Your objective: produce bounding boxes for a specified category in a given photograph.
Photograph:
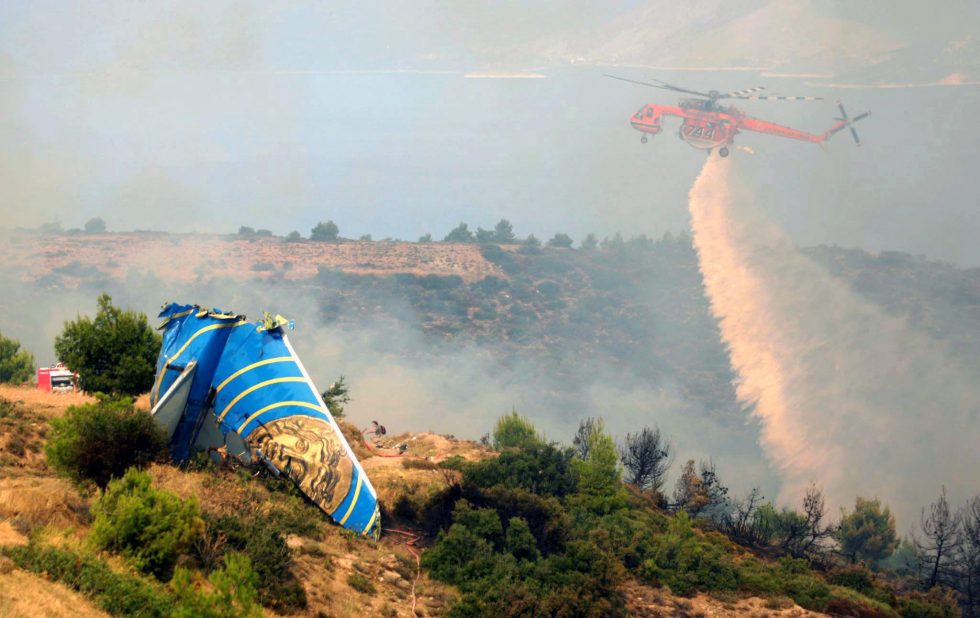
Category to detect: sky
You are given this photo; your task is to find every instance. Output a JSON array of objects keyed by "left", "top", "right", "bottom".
[{"left": 2, "top": 1, "right": 979, "bottom": 264}]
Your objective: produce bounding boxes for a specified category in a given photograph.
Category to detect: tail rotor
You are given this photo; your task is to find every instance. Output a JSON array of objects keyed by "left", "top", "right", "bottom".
[{"left": 831, "top": 101, "right": 871, "bottom": 146}]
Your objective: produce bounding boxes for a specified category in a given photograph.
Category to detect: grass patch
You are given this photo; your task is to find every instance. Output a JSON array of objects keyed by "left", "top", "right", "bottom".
[
  {"left": 3, "top": 542, "right": 172, "bottom": 617},
  {"left": 347, "top": 571, "right": 377, "bottom": 594},
  {"left": 401, "top": 458, "right": 440, "bottom": 470}
]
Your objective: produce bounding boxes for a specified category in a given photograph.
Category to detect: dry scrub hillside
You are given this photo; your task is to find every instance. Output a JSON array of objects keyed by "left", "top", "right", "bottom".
[
  {"left": 0, "top": 233, "right": 505, "bottom": 286},
  {"left": 0, "top": 385, "right": 828, "bottom": 617}
]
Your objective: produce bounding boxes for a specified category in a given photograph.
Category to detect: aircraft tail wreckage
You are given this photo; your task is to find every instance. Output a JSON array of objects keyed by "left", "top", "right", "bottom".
[{"left": 149, "top": 303, "right": 380, "bottom": 538}]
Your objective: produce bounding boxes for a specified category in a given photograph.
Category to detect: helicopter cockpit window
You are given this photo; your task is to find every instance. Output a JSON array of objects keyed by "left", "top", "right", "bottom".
[{"left": 646, "top": 109, "right": 654, "bottom": 118}]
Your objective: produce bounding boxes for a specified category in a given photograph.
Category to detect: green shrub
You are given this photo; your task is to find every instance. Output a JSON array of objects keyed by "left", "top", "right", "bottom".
[
  {"left": 0, "top": 331, "right": 35, "bottom": 384},
  {"left": 464, "top": 442, "right": 576, "bottom": 498},
  {"left": 476, "top": 485, "right": 571, "bottom": 555},
  {"left": 638, "top": 512, "right": 737, "bottom": 596},
  {"left": 0, "top": 397, "right": 17, "bottom": 419},
  {"left": 203, "top": 512, "right": 307, "bottom": 612},
  {"left": 571, "top": 418, "right": 622, "bottom": 498},
  {"left": 90, "top": 468, "right": 203, "bottom": 580},
  {"left": 491, "top": 410, "right": 541, "bottom": 450},
  {"left": 729, "top": 556, "right": 828, "bottom": 609},
  {"left": 421, "top": 523, "right": 506, "bottom": 585},
  {"left": 347, "top": 571, "right": 377, "bottom": 594},
  {"left": 420, "top": 484, "right": 464, "bottom": 535},
  {"left": 777, "top": 570, "right": 832, "bottom": 611},
  {"left": 310, "top": 220, "right": 339, "bottom": 241},
  {"left": 825, "top": 586, "right": 899, "bottom": 617},
  {"left": 45, "top": 396, "right": 166, "bottom": 490},
  {"left": 894, "top": 590, "right": 961, "bottom": 618},
  {"left": 172, "top": 553, "right": 263, "bottom": 618},
  {"left": 452, "top": 501, "right": 504, "bottom": 549},
  {"left": 266, "top": 493, "right": 323, "bottom": 539},
  {"left": 54, "top": 293, "right": 161, "bottom": 396},
  {"left": 3, "top": 542, "right": 172, "bottom": 617},
  {"left": 836, "top": 497, "right": 899, "bottom": 565},
  {"left": 829, "top": 565, "right": 876, "bottom": 594},
  {"left": 505, "top": 517, "right": 541, "bottom": 562},
  {"left": 593, "top": 508, "right": 667, "bottom": 570},
  {"left": 402, "top": 457, "right": 440, "bottom": 470}
]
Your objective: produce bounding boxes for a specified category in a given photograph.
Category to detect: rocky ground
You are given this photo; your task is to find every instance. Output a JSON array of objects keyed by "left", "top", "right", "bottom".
[{"left": 0, "top": 233, "right": 505, "bottom": 286}]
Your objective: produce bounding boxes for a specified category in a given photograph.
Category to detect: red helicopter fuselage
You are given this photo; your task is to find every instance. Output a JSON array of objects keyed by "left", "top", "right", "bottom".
[{"left": 630, "top": 97, "right": 850, "bottom": 155}]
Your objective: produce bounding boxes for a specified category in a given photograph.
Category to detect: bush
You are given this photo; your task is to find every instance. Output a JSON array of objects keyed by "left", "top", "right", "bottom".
[
  {"left": 3, "top": 542, "right": 172, "bottom": 617},
  {"left": 491, "top": 410, "right": 541, "bottom": 450},
  {"left": 505, "top": 517, "right": 541, "bottom": 562},
  {"left": 90, "top": 468, "right": 204, "bottom": 580},
  {"left": 464, "top": 442, "right": 576, "bottom": 498},
  {"left": 836, "top": 497, "right": 899, "bottom": 565},
  {"left": 320, "top": 376, "right": 349, "bottom": 418},
  {"left": 571, "top": 418, "right": 622, "bottom": 498},
  {"left": 894, "top": 590, "right": 960, "bottom": 618},
  {"left": 444, "top": 222, "right": 474, "bottom": 243},
  {"left": 547, "top": 233, "right": 573, "bottom": 248},
  {"left": 733, "top": 556, "right": 863, "bottom": 613},
  {"left": 639, "top": 512, "right": 738, "bottom": 596},
  {"left": 347, "top": 571, "right": 378, "bottom": 594},
  {"left": 310, "top": 220, "right": 339, "bottom": 241},
  {"left": 0, "top": 331, "right": 35, "bottom": 384},
  {"left": 824, "top": 586, "right": 898, "bottom": 617},
  {"left": 828, "top": 565, "right": 876, "bottom": 594},
  {"left": 452, "top": 501, "right": 504, "bottom": 549},
  {"left": 421, "top": 523, "right": 510, "bottom": 586},
  {"left": 590, "top": 508, "right": 667, "bottom": 570},
  {"left": 54, "top": 293, "right": 161, "bottom": 396},
  {"left": 171, "top": 553, "right": 263, "bottom": 618},
  {"left": 477, "top": 486, "right": 571, "bottom": 555},
  {"left": 202, "top": 512, "right": 307, "bottom": 612},
  {"left": 85, "top": 217, "right": 107, "bottom": 233},
  {"left": 45, "top": 396, "right": 166, "bottom": 490}
]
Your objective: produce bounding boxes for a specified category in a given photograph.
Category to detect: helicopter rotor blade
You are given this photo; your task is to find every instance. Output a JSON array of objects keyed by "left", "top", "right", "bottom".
[
  {"left": 646, "top": 77, "right": 716, "bottom": 97},
  {"left": 734, "top": 95, "right": 824, "bottom": 101},
  {"left": 721, "top": 86, "right": 766, "bottom": 98},
  {"left": 837, "top": 101, "right": 849, "bottom": 120},
  {"left": 850, "top": 126, "right": 861, "bottom": 146},
  {"left": 603, "top": 74, "right": 713, "bottom": 98}
]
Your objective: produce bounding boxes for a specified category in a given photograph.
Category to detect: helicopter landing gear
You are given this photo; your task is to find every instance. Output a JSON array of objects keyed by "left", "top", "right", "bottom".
[
  {"left": 640, "top": 135, "right": 648, "bottom": 144},
  {"left": 718, "top": 146, "right": 730, "bottom": 158}
]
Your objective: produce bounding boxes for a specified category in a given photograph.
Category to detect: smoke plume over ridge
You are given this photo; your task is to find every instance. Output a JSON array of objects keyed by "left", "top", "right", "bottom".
[{"left": 688, "top": 155, "right": 980, "bottom": 528}]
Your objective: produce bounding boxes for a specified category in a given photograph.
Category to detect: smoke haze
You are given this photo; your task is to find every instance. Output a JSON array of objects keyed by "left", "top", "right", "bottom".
[{"left": 688, "top": 154, "right": 980, "bottom": 528}]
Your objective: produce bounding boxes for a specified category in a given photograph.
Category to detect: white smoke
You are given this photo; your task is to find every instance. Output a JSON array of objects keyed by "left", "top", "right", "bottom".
[{"left": 688, "top": 154, "right": 980, "bottom": 528}]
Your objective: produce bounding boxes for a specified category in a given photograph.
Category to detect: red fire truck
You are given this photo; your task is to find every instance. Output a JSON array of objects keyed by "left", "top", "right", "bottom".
[{"left": 37, "top": 363, "right": 77, "bottom": 393}]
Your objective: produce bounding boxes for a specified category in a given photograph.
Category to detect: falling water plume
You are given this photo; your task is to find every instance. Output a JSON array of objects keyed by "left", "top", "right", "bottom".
[{"left": 687, "top": 154, "right": 979, "bottom": 527}]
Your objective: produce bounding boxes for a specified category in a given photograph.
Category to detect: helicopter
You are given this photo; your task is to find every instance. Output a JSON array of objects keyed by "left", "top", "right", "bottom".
[{"left": 606, "top": 75, "right": 870, "bottom": 157}]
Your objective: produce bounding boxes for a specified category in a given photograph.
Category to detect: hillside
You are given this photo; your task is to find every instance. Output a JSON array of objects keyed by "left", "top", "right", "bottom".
[
  {"left": 0, "top": 385, "right": 834, "bottom": 617},
  {"left": 5, "top": 385, "right": 953, "bottom": 617},
  {"left": 440, "top": 1, "right": 977, "bottom": 82},
  {"left": 4, "top": 231, "right": 978, "bottom": 430},
  {"left": 0, "top": 232, "right": 503, "bottom": 285}
]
